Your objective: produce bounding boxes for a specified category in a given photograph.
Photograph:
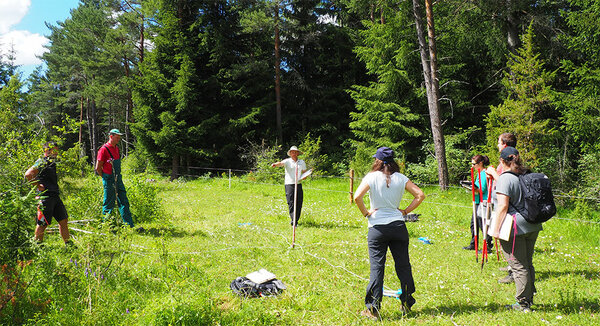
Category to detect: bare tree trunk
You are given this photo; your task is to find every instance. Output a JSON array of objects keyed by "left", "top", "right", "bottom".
[
  {"left": 274, "top": 1, "right": 283, "bottom": 144},
  {"left": 79, "top": 96, "right": 84, "bottom": 146},
  {"left": 413, "top": 0, "right": 449, "bottom": 189},
  {"left": 91, "top": 99, "right": 99, "bottom": 163},
  {"left": 413, "top": 0, "right": 431, "bottom": 90},
  {"left": 123, "top": 55, "right": 133, "bottom": 156},
  {"left": 86, "top": 97, "right": 98, "bottom": 164},
  {"left": 139, "top": 14, "right": 144, "bottom": 63},
  {"left": 171, "top": 154, "right": 179, "bottom": 181},
  {"left": 506, "top": 0, "right": 520, "bottom": 53}
]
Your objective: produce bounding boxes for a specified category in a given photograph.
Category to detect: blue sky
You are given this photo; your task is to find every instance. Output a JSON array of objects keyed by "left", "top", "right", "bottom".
[{"left": 0, "top": 0, "right": 80, "bottom": 79}]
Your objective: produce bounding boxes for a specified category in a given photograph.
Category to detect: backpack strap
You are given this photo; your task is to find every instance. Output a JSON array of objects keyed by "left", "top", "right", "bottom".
[
  {"left": 500, "top": 170, "right": 525, "bottom": 217},
  {"left": 102, "top": 145, "right": 117, "bottom": 160}
]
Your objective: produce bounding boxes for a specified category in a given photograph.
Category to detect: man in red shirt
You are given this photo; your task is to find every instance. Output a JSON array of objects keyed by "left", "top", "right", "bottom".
[{"left": 95, "top": 129, "right": 135, "bottom": 227}]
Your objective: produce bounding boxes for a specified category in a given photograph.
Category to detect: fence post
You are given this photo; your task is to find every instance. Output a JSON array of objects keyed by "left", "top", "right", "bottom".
[
  {"left": 349, "top": 169, "right": 354, "bottom": 204},
  {"left": 229, "top": 169, "right": 231, "bottom": 188}
]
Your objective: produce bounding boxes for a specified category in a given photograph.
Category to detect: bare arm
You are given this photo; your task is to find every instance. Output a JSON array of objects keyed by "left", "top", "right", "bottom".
[
  {"left": 496, "top": 193, "right": 510, "bottom": 221},
  {"left": 400, "top": 181, "right": 425, "bottom": 215},
  {"left": 25, "top": 167, "right": 44, "bottom": 191},
  {"left": 271, "top": 161, "right": 283, "bottom": 167},
  {"left": 95, "top": 160, "right": 104, "bottom": 175},
  {"left": 354, "top": 181, "right": 374, "bottom": 217},
  {"left": 486, "top": 166, "right": 499, "bottom": 181}
]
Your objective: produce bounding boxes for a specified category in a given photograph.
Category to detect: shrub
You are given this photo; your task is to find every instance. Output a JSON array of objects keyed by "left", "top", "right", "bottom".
[
  {"left": 240, "top": 140, "right": 282, "bottom": 183},
  {"left": 125, "top": 173, "right": 164, "bottom": 224}
]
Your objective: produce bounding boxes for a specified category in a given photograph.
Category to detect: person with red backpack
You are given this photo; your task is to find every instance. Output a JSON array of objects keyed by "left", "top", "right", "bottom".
[
  {"left": 495, "top": 146, "right": 542, "bottom": 312},
  {"left": 95, "top": 129, "right": 136, "bottom": 228}
]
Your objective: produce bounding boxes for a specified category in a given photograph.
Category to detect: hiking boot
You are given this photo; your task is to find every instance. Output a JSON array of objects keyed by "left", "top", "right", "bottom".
[
  {"left": 360, "top": 309, "right": 379, "bottom": 320},
  {"left": 462, "top": 245, "right": 475, "bottom": 250},
  {"left": 498, "top": 274, "right": 514, "bottom": 284},
  {"left": 400, "top": 302, "right": 412, "bottom": 315},
  {"left": 505, "top": 302, "right": 531, "bottom": 312}
]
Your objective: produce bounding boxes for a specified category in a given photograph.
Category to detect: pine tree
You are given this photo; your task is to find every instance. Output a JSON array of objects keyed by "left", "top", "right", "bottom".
[{"left": 486, "top": 23, "right": 558, "bottom": 168}]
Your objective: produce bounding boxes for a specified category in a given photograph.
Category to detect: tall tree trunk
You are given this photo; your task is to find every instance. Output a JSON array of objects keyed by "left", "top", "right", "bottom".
[
  {"left": 123, "top": 55, "right": 133, "bottom": 156},
  {"left": 413, "top": 0, "right": 449, "bottom": 189},
  {"left": 274, "top": 1, "right": 283, "bottom": 144},
  {"left": 413, "top": 0, "right": 431, "bottom": 91},
  {"left": 86, "top": 97, "right": 97, "bottom": 163},
  {"left": 139, "top": 14, "right": 144, "bottom": 63},
  {"left": 79, "top": 96, "right": 84, "bottom": 145},
  {"left": 91, "top": 99, "right": 99, "bottom": 163},
  {"left": 506, "top": 0, "right": 520, "bottom": 53},
  {"left": 79, "top": 96, "right": 85, "bottom": 176},
  {"left": 171, "top": 154, "right": 179, "bottom": 181}
]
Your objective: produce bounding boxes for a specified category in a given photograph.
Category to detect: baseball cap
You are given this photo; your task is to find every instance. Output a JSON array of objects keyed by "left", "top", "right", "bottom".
[
  {"left": 500, "top": 146, "right": 519, "bottom": 160},
  {"left": 373, "top": 147, "right": 394, "bottom": 162}
]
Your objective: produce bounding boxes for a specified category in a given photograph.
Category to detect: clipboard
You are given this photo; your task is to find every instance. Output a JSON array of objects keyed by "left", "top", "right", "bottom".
[
  {"left": 488, "top": 211, "right": 513, "bottom": 241},
  {"left": 299, "top": 169, "right": 312, "bottom": 180},
  {"left": 246, "top": 269, "right": 276, "bottom": 284}
]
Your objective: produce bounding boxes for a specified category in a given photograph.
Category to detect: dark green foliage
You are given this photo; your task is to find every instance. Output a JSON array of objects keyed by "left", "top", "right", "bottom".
[{"left": 486, "top": 24, "right": 559, "bottom": 169}]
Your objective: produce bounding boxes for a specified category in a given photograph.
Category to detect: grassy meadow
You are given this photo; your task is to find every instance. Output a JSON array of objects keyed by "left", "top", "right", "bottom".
[{"left": 20, "top": 175, "right": 600, "bottom": 325}]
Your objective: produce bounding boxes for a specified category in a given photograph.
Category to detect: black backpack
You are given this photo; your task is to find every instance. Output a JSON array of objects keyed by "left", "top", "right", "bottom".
[
  {"left": 230, "top": 277, "right": 286, "bottom": 298},
  {"left": 506, "top": 171, "right": 556, "bottom": 224}
]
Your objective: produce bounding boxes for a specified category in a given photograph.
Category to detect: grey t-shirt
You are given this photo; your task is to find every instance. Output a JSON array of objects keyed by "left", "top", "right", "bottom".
[{"left": 496, "top": 172, "right": 543, "bottom": 235}]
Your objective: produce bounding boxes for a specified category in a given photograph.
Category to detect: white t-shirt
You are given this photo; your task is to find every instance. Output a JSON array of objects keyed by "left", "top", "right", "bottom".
[
  {"left": 360, "top": 171, "right": 409, "bottom": 227},
  {"left": 283, "top": 158, "right": 307, "bottom": 185}
]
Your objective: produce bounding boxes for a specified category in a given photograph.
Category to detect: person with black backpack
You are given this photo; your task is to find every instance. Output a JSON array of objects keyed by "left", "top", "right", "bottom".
[
  {"left": 494, "top": 146, "right": 542, "bottom": 312},
  {"left": 25, "top": 141, "right": 73, "bottom": 245}
]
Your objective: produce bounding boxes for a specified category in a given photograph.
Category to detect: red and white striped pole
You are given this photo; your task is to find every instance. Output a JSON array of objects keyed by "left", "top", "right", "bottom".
[
  {"left": 292, "top": 162, "right": 298, "bottom": 248},
  {"left": 478, "top": 168, "right": 487, "bottom": 265},
  {"left": 471, "top": 167, "right": 478, "bottom": 262}
]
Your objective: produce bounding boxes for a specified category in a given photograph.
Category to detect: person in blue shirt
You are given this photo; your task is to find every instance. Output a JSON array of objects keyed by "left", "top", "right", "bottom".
[{"left": 463, "top": 155, "right": 493, "bottom": 252}]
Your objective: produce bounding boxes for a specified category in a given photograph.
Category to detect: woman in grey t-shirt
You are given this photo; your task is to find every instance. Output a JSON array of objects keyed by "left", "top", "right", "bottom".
[{"left": 495, "top": 146, "right": 542, "bottom": 312}]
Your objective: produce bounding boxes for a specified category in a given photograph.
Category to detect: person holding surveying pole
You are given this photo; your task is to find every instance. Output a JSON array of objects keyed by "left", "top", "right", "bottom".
[
  {"left": 95, "top": 129, "right": 137, "bottom": 229},
  {"left": 463, "top": 155, "right": 493, "bottom": 253},
  {"left": 25, "top": 141, "right": 72, "bottom": 245},
  {"left": 487, "top": 132, "right": 518, "bottom": 283},
  {"left": 271, "top": 146, "right": 309, "bottom": 228}
]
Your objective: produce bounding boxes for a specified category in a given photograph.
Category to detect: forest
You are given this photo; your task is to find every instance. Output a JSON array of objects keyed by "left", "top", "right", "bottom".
[{"left": 1, "top": 0, "right": 599, "bottom": 193}]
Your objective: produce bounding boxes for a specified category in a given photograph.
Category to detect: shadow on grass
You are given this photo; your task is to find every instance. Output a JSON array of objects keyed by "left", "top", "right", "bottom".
[
  {"left": 535, "top": 269, "right": 600, "bottom": 281},
  {"left": 299, "top": 220, "right": 361, "bottom": 229},
  {"left": 386, "top": 303, "right": 504, "bottom": 319},
  {"left": 534, "top": 297, "right": 600, "bottom": 313},
  {"left": 142, "top": 226, "right": 208, "bottom": 238}
]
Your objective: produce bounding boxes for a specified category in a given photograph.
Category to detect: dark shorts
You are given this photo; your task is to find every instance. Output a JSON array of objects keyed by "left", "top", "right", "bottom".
[{"left": 37, "top": 196, "right": 68, "bottom": 226}]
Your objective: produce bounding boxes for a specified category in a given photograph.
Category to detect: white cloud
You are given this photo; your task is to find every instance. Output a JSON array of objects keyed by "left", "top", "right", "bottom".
[
  {"left": 0, "top": 0, "right": 31, "bottom": 34},
  {"left": 0, "top": 30, "right": 48, "bottom": 65},
  {"left": 0, "top": 0, "right": 46, "bottom": 66}
]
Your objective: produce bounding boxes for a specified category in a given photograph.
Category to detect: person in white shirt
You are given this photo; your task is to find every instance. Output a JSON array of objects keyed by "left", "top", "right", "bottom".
[
  {"left": 354, "top": 147, "right": 425, "bottom": 320},
  {"left": 271, "top": 146, "right": 309, "bottom": 226}
]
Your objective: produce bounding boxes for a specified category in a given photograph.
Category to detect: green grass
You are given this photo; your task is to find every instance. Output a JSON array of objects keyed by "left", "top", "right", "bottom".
[{"left": 13, "top": 176, "right": 600, "bottom": 325}]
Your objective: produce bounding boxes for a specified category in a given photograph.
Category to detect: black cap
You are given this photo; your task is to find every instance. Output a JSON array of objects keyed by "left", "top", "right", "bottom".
[
  {"left": 500, "top": 146, "right": 519, "bottom": 160},
  {"left": 373, "top": 147, "right": 394, "bottom": 162}
]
